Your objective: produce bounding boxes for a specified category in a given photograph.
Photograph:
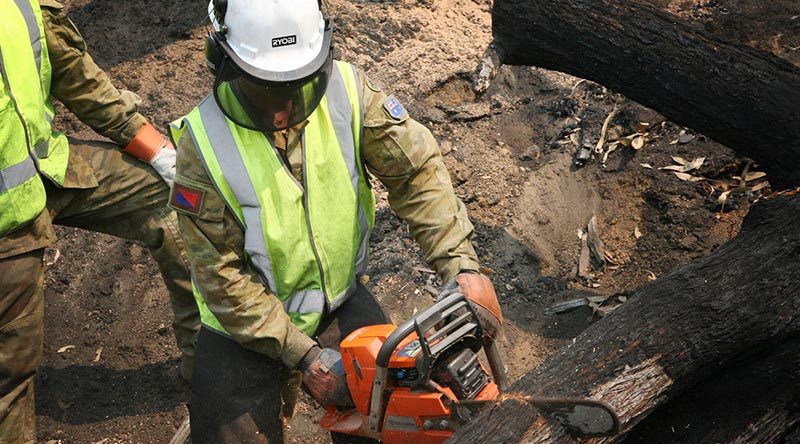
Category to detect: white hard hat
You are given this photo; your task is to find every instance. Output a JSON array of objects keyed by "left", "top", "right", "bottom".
[
  {"left": 208, "top": 0, "right": 331, "bottom": 79},
  {"left": 206, "top": 0, "right": 335, "bottom": 131}
]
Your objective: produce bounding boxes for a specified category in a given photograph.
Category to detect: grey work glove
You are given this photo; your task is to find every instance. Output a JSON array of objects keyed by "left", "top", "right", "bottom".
[{"left": 299, "top": 346, "right": 354, "bottom": 409}]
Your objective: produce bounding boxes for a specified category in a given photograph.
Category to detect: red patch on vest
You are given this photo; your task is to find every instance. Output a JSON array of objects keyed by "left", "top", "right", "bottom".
[{"left": 170, "top": 183, "right": 205, "bottom": 216}]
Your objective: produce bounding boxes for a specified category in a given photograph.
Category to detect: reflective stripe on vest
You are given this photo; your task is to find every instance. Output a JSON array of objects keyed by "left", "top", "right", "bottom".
[
  {"left": 0, "top": 156, "right": 37, "bottom": 192},
  {"left": 13, "top": 0, "right": 42, "bottom": 73},
  {"left": 177, "top": 61, "right": 375, "bottom": 336}
]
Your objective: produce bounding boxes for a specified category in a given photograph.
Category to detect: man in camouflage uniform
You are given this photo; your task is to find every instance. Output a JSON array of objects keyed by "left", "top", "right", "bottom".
[
  {"left": 0, "top": 1, "right": 199, "bottom": 442},
  {"left": 170, "top": 0, "right": 503, "bottom": 442}
]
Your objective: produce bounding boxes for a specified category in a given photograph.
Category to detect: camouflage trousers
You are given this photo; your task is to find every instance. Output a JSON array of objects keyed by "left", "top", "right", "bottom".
[
  {"left": 0, "top": 139, "right": 199, "bottom": 444},
  {"left": 190, "top": 283, "right": 388, "bottom": 444}
]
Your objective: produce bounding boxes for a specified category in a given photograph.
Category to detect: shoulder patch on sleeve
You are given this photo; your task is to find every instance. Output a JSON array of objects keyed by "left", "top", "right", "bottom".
[
  {"left": 383, "top": 96, "right": 408, "bottom": 120},
  {"left": 170, "top": 183, "right": 206, "bottom": 216},
  {"left": 38, "top": 0, "right": 64, "bottom": 10}
]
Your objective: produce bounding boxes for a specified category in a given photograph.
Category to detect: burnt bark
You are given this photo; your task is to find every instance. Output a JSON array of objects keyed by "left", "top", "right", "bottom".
[
  {"left": 448, "top": 194, "right": 800, "bottom": 443},
  {"left": 625, "top": 339, "right": 800, "bottom": 443},
  {"left": 486, "top": 0, "right": 800, "bottom": 188}
]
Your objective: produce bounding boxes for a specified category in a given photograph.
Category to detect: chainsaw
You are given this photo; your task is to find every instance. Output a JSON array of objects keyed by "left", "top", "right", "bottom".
[{"left": 320, "top": 293, "right": 620, "bottom": 443}]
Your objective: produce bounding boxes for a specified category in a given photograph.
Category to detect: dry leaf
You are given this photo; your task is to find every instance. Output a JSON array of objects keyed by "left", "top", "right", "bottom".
[
  {"left": 631, "top": 135, "right": 645, "bottom": 150},
  {"left": 664, "top": 157, "right": 706, "bottom": 173},
  {"left": 646, "top": 271, "right": 657, "bottom": 281},
  {"left": 586, "top": 295, "right": 608, "bottom": 304},
  {"left": 634, "top": 226, "right": 642, "bottom": 239},
  {"left": 57, "top": 345, "right": 75, "bottom": 353},
  {"left": 684, "top": 157, "right": 705, "bottom": 171},
  {"left": 673, "top": 172, "right": 694, "bottom": 181},
  {"left": 671, "top": 156, "right": 689, "bottom": 165},
  {"left": 745, "top": 171, "right": 767, "bottom": 181},
  {"left": 93, "top": 347, "right": 103, "bottom": 363},
  {"left": 640, "top": 163, "right": 653, "bottom": 169},
  {"left": 750, "top": 181, "right": 769, "bottom": 192},
  {"left": 717, "top": 190, "right": 732, "bottom": 205}
]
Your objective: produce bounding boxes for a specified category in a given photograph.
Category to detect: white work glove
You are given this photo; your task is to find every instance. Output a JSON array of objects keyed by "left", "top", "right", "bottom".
[
  {"left": 123, "top": 122, "right": 177, "bottom": 188},
  {"left": 149, "top": 141, "right": 176, "bottom": 188}
]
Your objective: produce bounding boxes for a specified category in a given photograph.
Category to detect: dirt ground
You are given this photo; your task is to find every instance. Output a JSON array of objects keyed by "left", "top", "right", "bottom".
[{"left": 35, "top": 0, "right": 799, "bottom": 442}]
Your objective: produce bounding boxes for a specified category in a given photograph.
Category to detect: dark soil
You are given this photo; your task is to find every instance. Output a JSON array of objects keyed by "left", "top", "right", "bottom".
[{"left": 35, "top": 0, "right": 797, "bottom": 442}]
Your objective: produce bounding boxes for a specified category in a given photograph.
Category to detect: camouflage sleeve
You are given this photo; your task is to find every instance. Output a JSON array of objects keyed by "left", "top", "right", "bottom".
[
  {"left": 170, "top": 126, "right": 316, "bottom": 368},
  {"left": 357, "top": 69, "right": 480, "bottom": 283},
  {"left": 41, "top": 0, "right": 147, "bottom": 146}
]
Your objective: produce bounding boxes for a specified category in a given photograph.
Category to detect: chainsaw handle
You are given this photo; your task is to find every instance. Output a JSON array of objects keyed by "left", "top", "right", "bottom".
[
  {"left": 375, "top": 321, "right": 417, "bottom": 368},
  {"left": 375, "top": 292, "right": 467, "bottom": 368}
]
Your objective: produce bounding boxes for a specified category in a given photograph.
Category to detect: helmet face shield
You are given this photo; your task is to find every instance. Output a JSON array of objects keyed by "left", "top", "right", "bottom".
[{"left": 213, "top": 51, "right": 333, "bottom": 132}]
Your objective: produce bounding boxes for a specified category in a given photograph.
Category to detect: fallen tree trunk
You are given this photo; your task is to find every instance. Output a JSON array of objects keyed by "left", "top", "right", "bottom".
[
  {"left": 624, "top": 338, "right": 800, "bottom": 443},
  {"left": 450, "top": 194, "right": 800, "bottom": 443},
  {"left": 477, "top": 0, "right": 800, "bottom": 188}
]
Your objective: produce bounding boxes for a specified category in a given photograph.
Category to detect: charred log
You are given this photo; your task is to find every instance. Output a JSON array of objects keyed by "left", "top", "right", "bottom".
[
  {"left": 449, "top": 194, "right": 800, "bottom": 443},
  {"left": 480, "top": 0, "right": 800, "bottom": 188}
]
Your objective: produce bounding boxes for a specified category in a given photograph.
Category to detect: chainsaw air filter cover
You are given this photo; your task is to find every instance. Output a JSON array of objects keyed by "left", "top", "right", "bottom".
[{"left": 432, "top": 348, "right": 488, "bottom": 400}]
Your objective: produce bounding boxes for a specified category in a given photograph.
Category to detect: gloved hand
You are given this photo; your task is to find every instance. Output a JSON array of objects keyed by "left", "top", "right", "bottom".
[
  {"left": 123, "top": 122, "right": 176, "bottom": 187},
  {"left": 439, "top": 271, "right": 503, "bottom": 345},
  {"left": 299, "top": 346, "right": 354, "bottom": 409},
  {"left": 148, "top": 140, "right": 176, "bottom": 188}
]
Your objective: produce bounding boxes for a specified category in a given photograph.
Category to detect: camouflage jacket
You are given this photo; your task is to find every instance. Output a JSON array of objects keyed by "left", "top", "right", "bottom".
[
  {"left": 42, "top": 0, "right": 147, "bottom": 146},
  {"left": 171, "top": 70, "right": 480, "bottom": 368}
]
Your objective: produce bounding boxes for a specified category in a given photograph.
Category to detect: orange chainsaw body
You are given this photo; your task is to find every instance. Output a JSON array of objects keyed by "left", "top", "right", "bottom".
[{"left": 320, "top": 324, "right": 501, "bottom": 444}]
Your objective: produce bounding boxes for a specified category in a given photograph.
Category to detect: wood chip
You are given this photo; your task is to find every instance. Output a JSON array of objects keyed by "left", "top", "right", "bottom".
[
  {"left": 57, "top": 345, "right": 75, "bottom": 353},
  {"left": 169, "top": 418, "right": 191, "bottom": 444},
  {"left": 46, "top": 249, "right": 61, "bottom": 267},
  {"left": 578, "top": 233, "right": 591, "bottom": 279},
  {"left": 93, "top": 347, "right": 103, "bottom": 363},
  {"left": 594, "top": 107, "right": 619, "bottom": 154},
  {"left": 587, "top": 216, "right": 607, "bottom": 272},
  {"left": 546, "top": 298, "right": 589, "bottom": 315}
]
